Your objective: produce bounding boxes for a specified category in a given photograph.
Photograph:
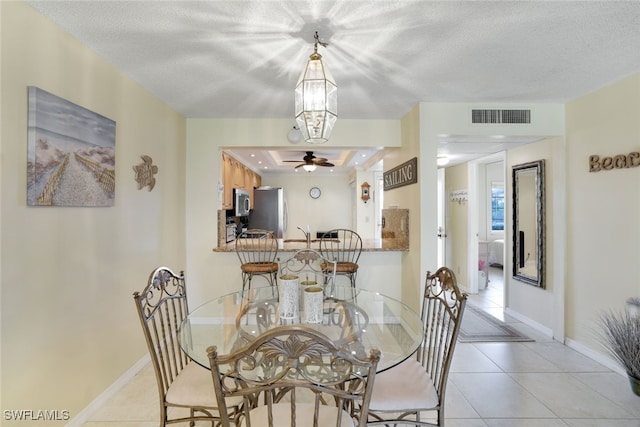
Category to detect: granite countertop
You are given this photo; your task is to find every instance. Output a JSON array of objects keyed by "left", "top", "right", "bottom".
[{"left": 213, "top": 238, "right": 408, "bottom": 253}]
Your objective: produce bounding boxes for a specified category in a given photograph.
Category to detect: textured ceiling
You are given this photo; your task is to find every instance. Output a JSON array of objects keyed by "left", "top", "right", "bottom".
[{"left": 26, "top": 1, "right": 640, "bottom": 170}]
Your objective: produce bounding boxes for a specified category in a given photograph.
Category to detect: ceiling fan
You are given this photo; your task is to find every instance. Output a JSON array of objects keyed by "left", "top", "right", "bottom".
[{"left": 283, "top": 151, "right": 335, "bottom": 170}]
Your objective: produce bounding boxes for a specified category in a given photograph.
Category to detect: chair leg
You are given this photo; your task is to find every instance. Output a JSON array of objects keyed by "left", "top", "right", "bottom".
[
  {"left": 242, "top": 272, "right": 252, "bottom": 293},
  {"left": 243, "top": 271, "right": 280, "bottom": 293},
  {"left": 160, "top": 403, "right": 168, "bottom": 427}
]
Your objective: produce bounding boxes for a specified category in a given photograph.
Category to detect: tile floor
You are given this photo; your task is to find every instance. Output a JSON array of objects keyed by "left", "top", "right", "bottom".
[{"left": 83, "top": 268, "right": 640, "bottom": 426}]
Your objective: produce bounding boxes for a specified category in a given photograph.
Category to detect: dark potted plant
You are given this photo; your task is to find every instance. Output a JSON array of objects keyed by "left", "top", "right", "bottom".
[{"left": 599, "top": 305, "right": 640, "bottom": 397}]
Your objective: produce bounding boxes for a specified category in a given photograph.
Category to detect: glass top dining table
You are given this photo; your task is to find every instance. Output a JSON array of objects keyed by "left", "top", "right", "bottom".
[{"left": 178, "top": 286, "right": 424, "bottom": 373}]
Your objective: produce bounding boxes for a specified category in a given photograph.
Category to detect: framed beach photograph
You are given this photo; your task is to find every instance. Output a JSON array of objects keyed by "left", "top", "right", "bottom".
[{"left": 27, "top": 86, "right": 116, "bottom": 207}]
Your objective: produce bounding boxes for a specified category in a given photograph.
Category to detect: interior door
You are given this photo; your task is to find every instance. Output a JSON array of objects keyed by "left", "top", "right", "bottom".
[{"left": 437, "top": 168, "right": 448, "bottom": 267}]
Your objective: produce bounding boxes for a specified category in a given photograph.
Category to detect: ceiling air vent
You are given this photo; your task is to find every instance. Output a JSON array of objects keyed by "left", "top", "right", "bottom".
[{"left": 471, "top": 109, "right": 531, "bottom": 124}]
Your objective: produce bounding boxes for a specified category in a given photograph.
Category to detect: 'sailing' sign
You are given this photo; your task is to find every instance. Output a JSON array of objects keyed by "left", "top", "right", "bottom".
[{"left": 383, "top": 157, "right": 418, "bottom": 191}]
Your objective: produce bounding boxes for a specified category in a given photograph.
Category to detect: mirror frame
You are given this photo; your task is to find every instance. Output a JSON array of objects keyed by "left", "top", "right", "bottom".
[{"left": 512, "top": 159, "right": 545, "bottom": 288}]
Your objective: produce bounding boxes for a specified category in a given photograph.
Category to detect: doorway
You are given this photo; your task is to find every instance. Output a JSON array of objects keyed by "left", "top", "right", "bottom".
[
  {"left": 436, "top": 152, "right": 507, "bottom": 312},
  {"left": 436, "top": 168, "right": 448, "bottom": 268},
  {"left": 470, "top": 153, "right": 507, "bottom": 312}
]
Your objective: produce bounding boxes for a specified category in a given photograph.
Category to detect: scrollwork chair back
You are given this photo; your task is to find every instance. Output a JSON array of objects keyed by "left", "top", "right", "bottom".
[
  {"left": 236, "top": 229, "right": 279, "bottom": 293},
  {"left": 133, "top": 266, "right": 239, "bottom": 426},
  {"left": 319, "top": 229, "right": 363, "bottom": 288},
  {"left": 278, "top": 248, "right": 337, "bottom": 293},
  {"left": 208, "top": 325, "right": 380, "bottom": 427},
  {"left": 367, "top": 266, "right": 468, "bottom": 427}
]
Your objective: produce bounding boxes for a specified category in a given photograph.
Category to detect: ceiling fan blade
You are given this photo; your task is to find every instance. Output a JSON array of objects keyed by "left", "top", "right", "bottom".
[{"left": 285, "top": 151, "right": 332, "bottom": 169}]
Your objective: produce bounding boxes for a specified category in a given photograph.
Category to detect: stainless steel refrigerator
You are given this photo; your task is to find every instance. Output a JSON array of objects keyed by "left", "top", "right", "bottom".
[{"left": 249, "top": 187, "right": 287, "bottom": 238}]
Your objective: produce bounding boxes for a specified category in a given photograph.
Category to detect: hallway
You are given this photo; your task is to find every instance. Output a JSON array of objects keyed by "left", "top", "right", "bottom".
[{"left": 471, "top": 266, "right": 506, "bottom": 320}]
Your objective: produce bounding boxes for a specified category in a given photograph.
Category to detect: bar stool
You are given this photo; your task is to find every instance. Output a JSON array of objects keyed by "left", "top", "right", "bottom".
[
  {"left": 235, "top": 229, "right": 278, "bottom": 293},
  {"left": 320, "top": 229, "right": 363, "bottom": 288}
]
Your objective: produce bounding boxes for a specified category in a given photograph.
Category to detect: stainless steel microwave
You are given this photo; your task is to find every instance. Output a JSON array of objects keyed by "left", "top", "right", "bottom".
[{"left": 234, "top": 189, "right": 250, "bottom": 216}]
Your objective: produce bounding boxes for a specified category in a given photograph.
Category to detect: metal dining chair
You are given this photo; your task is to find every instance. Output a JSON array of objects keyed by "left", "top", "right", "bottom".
[
  {"left": 278, "top": 248, "right": 337, "bottom": 294},
  {"left": 133, "top": 266, "right": 240, "bottom": 426},
  {"left": 319, "top": 228, "right": 363, "bottom": 288},
  {"left": 235, "top": 229, "right": 279, "bottom": 293},
  {"left": 208, "top": 325, "right": 380, "bottom": 427},
  {"left": 366, "top": 266, "right": 468, "bottom": 427}
]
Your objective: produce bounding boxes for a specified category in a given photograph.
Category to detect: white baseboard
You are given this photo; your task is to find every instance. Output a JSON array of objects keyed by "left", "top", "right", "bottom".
[
  {"left": 504, "top": 309, "right": 627, "bottom": 378},
  {"left": 565, "top": 337, "right": 626, "bottom": 376},
  {"left": 504, "top": 307, "right": 554, "bottom": 338},
  {"left": 502, "top": 306, "right": 628, "bottom": 378},
  {"left": 65, "top": 354, "right": 150, "bottom": 427}
]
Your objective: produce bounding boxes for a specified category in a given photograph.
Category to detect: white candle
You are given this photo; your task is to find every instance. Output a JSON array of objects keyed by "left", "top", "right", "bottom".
[
  {"left": 303, "top": 286, "right": 324, "bottom": 324},
  {"left": 279, "top": 275, "right": 299, "bottom": 319}
]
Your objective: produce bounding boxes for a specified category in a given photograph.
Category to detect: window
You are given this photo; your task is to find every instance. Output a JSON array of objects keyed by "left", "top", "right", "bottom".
[{"left": 491, "top": 183, "right": 504, "bottom": 231}]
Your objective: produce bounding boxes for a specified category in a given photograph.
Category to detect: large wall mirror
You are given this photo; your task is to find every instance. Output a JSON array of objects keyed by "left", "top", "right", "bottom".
[{"left": 512, "top": 159, "right": 545, "bottom": 288}]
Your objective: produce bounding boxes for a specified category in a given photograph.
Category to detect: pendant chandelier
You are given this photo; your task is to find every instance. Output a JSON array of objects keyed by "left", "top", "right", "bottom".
[{"left": 295, "top": 32, "right": 337, "bottom": 144}]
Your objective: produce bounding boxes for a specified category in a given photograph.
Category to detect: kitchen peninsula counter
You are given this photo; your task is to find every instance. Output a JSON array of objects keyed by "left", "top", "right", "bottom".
[{"left": 213, "top": 238, "right": 408, "bottom": 253}]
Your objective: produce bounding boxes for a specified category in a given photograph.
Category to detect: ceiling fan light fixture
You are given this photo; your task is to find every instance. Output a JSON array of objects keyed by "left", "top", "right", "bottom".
[
  {"left": 284, "top": 151, "right": 334, "bottom": 171},
  {"left": 295, "top": 31, "right": 337, "bottom": 144}
]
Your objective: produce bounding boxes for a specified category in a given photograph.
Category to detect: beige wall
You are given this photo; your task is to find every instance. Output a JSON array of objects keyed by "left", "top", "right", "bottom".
[
  {"left": 1, "top": 2, "right": 187, "bottom": 423},
  {"left": 506, "top": 138, "right": 562, "bottom": 333},
  {"left": 260, "top": 174, "right": 354, "bottom": 239},
  {"left": 565, "top": 73, "right": 640, "bottom": 355},
  {"left": 354, "top": 166, "right": 381, "bottom": 240},
  {"left": 381, "top": 105, "right": 429, "bottom": 313}
]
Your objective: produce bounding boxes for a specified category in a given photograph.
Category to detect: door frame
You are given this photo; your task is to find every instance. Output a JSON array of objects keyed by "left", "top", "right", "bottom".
[
  {"left": 436, "top": 167, "right": 448, "bottom": 268},
  {"left": 468, "top": 152, "right": 507, "bottom": 300},
  {"left": 374, "top": 171, "right": 383, "bottom": 238}
]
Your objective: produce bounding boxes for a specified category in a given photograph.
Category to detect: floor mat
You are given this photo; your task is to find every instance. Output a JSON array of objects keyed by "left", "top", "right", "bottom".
[{"left": 458, "top": 304, "right": 534, "bottom": 343}]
